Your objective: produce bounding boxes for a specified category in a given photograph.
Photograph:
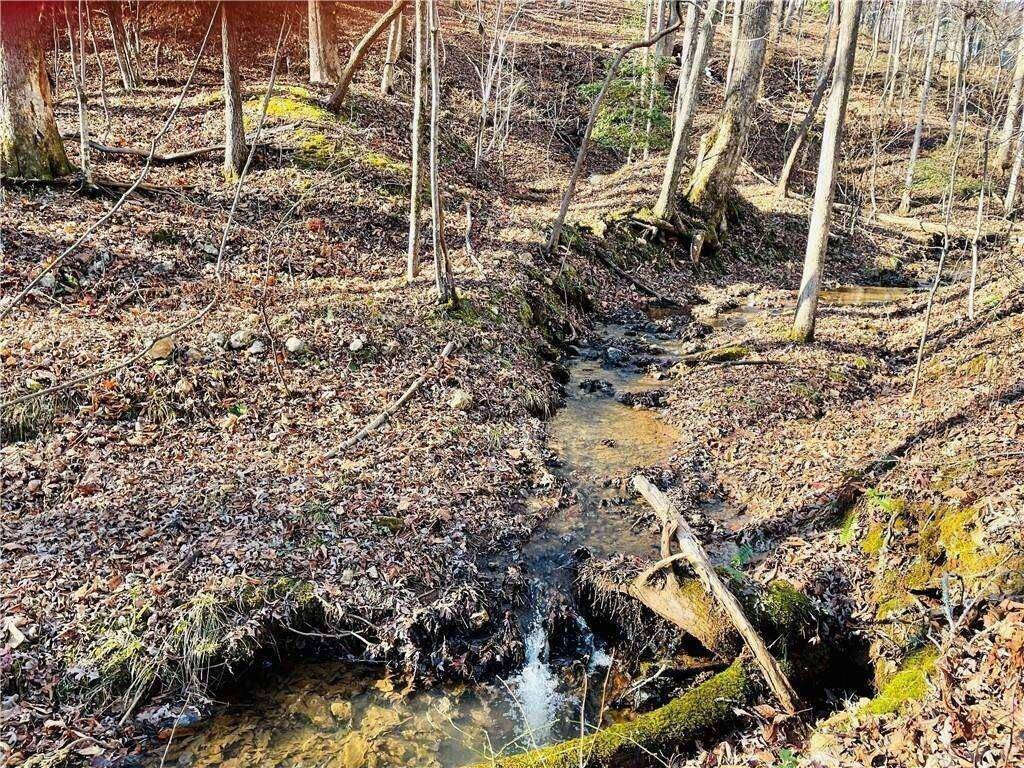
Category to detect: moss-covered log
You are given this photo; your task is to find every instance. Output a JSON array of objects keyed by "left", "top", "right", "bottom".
[{"left": 474, "top": 660, "right": 755, "bottom": 768}]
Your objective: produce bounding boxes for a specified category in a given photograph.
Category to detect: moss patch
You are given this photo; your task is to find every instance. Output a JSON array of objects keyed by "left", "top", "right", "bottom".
[{"left": 859, "top": 646, "right": 938, "bottom": 716}]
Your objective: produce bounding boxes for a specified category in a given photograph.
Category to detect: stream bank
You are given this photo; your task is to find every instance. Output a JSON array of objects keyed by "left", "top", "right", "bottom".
[{"left": 143, "top": 284, "right": 912, "bottom": 768}]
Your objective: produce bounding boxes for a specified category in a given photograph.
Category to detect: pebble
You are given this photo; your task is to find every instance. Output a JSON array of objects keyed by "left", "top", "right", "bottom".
[
  {"left": 285, "top": 336, "right": 307, "bottom": 354},
  {"left": 448, "top": 389, "right": 473, "bottom": 410},
  {"left": 228, "top": 330, "right": 252, "bottom": 350},
  {"left": 207, "top": 331, "right": 227, "bottom": 348},
  {"left": 38, "top": 273, "right": 56, "bottom": 291},
  {"left": 248, "top": 340, "right": 267, "bottom": 354},
  {"left": 146, "top": 336, "right": 175, "bottom": 360},
  {"left": 348, "top": 337, "right": 365, "bottom": 352}
]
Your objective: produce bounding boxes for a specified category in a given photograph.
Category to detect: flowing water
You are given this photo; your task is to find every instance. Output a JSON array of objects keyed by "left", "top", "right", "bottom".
[{"left": 147, "top": 286, "right": 911, "bottom": 768}]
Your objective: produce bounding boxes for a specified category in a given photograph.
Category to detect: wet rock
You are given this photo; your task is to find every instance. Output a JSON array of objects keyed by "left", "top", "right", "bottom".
[
  {"left": 360, "top": 704, "right": 401, "bottom": 739},
  {"left": 228, "top": 329, "right": 252, "bottom": 350},
  {"left": 578, "top": 347, "right": 601, "bottom": 361},
  {"left": 577, "top": 378, "right": 613, "bottom": 395},
  {"left": 617, "top": 390, "right": 668, "bottom": 408},
  {"left": 330, "top": 700, "right": 353, "bottom": 722},
  {"left": 604, "top": 346, "right": 628, "bottom": 365},
  {"left": 285, "top": 336, "right": 307, "bottom": 354},
  {"left": 287, "top": 693, "right": 335, "bottom": 729},
  {"left": 340, "top": 733, "right": 369, "bottom": 767},
  {"left": 448, "top": 389, "right": 473, "bottom": 410}
]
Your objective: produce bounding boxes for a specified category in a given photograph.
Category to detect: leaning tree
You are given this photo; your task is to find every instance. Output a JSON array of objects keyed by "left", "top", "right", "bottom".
[{"left": 1, "top": 1, "right": 72, "bottom": 179}]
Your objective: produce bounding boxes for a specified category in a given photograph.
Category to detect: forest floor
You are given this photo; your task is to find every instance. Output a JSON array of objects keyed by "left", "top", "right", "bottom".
[{"left": 2, "top": 3, "right": 1022, "bottom": 767}]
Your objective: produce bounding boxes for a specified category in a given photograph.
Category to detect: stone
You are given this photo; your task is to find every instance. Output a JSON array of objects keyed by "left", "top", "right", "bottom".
[
  {"left": 228, "top": 330, "right": 251, "bottom": 350},
  {"left": 340, "top": 733, "right": 369, "bottom": 767},
  {"left": 285, "top": 336, "right": 307, "bottom": 354},
  {"left": 448, "top": 389, "right": 473, "bottom": 410},
  {"left": 38, "top": 273, "right": 56, "bottom": 291},
  {"left": 604, "top": 346, "right": 628, "bottom": 365},
  {"left": 348, "top": 337, "right": 365, "bottom": 353},
  {"left": 207, "top": 331, "right": 227, "bottom": 348},
  {"left": 247, "top": 340, "right": 266, "bottom": 355},
  {"left": 146, "top": 336, "right": 175, "bottom": 360},
  {"left": 330, "top": 700, "right": 353, "bottom": 721}
]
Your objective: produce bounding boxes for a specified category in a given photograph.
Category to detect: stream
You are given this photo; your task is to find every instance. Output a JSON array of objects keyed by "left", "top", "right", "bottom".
[{"left": 148, "top": 285, "right": 919, "bottom": 768}]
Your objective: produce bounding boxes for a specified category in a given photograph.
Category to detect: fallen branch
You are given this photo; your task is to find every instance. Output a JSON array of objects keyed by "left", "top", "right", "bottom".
[
  {"left": 60, "top": 123, "right": 298, "bottom": 164},
  {"left": 589, "top": 247, "right": 686, "bottom": 308},
  {"left": 633, "top": 476, "right": 802, "bottom": 715},
  {"left": 329, "top": 339, "right": 456, "bottom": 455},
  {"left": 326, "top": 0, "right": 406, "bottom": 112}
]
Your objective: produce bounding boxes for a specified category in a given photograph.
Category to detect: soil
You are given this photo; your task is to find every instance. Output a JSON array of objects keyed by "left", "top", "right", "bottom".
[{"left": 2, "top": 3, "right": 1022, "bottom": 768}]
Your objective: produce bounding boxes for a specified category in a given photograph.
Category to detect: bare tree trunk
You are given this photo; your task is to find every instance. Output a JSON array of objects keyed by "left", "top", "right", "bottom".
[
  {"left": 1004, "top": 126, "right": 1024, "bottom": 214},
  {"left": 791, "top": 0, "right": 861, "bottom": 343},
  {"left": 66, "top": 2, "right": 91, "bottom": 182},
  {"left": 308, "top": 0, "right": 342, "bottom": 84},
  {"left": 859, "top": 0, "right": 882, "bottom": 88},
  {"left": 221, "top": 1, "right": 245, "bottom": 179},
  {"left": 86, "top": 1, "right": 111, "bottom": 138},
  {"left": 685, "top": 0, "right": 771, "bottom": 233},
  {"left": 882, "top": 0, "right": 905, "bottom": 108},
  {"left": 967, "top": 135, "right": 989, "bottom": 320},
  {"left": 947, "top": 13, "right": 968, "bottom": 146},
  {"left": 996, "top": 7, "right": 1024, "bottom": 171},
  {"left": 776, "top": 18, "right": 839, "bottom": 197},
  {"left": 427, "top": 0, "right": 455, "bottom": 304},
  {"left": 406, "top": 0, "right": 426, "bottom": 281},
  {"left": 105, "top": 1, "right": 137, "bottom": 90},
  {"left": 897, "top": 5, "right": 942, "bottom": 214},
  {"left": 653, "top": 0, "right": 721, "bottom": 220},
  {"left": 380, "top": 11, "right": 404, "bottom": 95},
  {"left": 1, "top": 1, "right": 73, "bottom": 179},
  {"left": 725, "top": 0, "right": 744, "bottom": 93},
  {"left": 327, "top": 0, "right": 406, "bottom": 111}
]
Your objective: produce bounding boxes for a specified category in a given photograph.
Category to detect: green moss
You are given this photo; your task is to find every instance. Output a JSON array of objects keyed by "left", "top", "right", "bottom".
[
  {"left": 579, "top": 59, "right": 673, "bottom": 155},
  {"left": 757, "top": 580, "right": 813, "bottom": 632},
  {"left": 483, "top": 660, "right": 753, "bottom": 768},
  {"left": 861, "top": 524, "right": 884, "bottom": 555},
  {"left": 860, "top": 646, "right": 938, "bottom": 716},
  {"left": 245, "top": 93, "right": 334, "bottom": 125},
  {"left": 680, "top": 345, "right": 751, "bottom": 366},
  {"left": 838, "top": 509, "right": 858, "bottom": 545}
]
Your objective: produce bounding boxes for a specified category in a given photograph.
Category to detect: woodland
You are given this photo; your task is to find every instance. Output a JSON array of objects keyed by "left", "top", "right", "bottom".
[{"left": 1, "top": 0, "right": 1022, "bottom": 767}]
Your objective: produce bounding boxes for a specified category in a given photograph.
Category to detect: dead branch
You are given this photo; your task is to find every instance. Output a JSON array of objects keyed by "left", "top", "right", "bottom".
[{"left": 327, "top": 0, "right": 406, "bottom": 112}]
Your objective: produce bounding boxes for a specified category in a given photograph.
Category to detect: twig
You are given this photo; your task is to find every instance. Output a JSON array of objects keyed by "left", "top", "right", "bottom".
[{"left": 328, "top": 339, "right": 457, "bottom": 455}]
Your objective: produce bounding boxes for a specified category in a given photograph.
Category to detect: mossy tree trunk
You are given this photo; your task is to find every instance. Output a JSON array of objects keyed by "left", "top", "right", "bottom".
[
  {"left": 1, "top": 1, "right": 73, "bottom": 180},
  {"left": 791, "top": 0, "right": 861, "bottom": 343},
  {"left": 308, "top": 0, "right": 342, "bottom": 84},
  {"left": 221, "top": 1, "right": 245, "bottom": 180},
  {"left": 684, "top": 0, "right": 770, "bottom": 233}
]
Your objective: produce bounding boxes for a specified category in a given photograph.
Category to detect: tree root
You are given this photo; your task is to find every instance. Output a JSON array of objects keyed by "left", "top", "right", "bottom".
[{"left": 475, "top": 659, "right": 755, "bottom": 768}]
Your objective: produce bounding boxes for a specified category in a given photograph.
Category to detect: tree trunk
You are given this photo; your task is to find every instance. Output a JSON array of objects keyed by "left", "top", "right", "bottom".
[
  {"left": 221, "top": 2, "right": 245, "bottom": 180},
  {"left": 897, "top": 5, "right": 942, "bottom": 214},
  {"left": 685, "top": 0, "right": 771, "bottom": 233},
  {"left": 653, "top": 0, "right": 721, "bottom": 220},
  {"left": 66, "top": 2, "right": 91, "bottom": 182},
  {"left": 791, "top": 0, "right": 861, "bottom": 343},
  {"left": 1004, "top": 126, "right": 1024, "bottom": 215},
  {"left": 776, "top": 18, "right": 839, "bottom": 197},
  {"left": 996, "top": 8, "right": 1024, "bottom": 171},
  {"left": 105, "top": 1, "right": 137, "bottom": 90},
  {"left": 1, "top": 2, "right": 73, "bottom": 179},
  {"left": 326, "top": 0, "right": 406, "bottom": 111},
  {"left": 380, "top": 11, "right": 404, "bottom": 95},
  {"left": 308, "top": 0, "right": 342, "bottom": 84},
  {"left": 724, "top": 0, "right": 744, "bottom": 93},
  {"left": 406, "top": 0, "right": 426, "bottom": 280},
  {"left": 427, "top": 0, "right": 455, "bottom": 304},
  {"left": 946, "top": 14, "right": 968, "bottom": 146}
]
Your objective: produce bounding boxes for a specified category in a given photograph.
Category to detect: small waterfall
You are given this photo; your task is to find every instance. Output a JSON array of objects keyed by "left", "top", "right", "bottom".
[{"left": 509, "top": 608, "right": 563, "bottom": 745}]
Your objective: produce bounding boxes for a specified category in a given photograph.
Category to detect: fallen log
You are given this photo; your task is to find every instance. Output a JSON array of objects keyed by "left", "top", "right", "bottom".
[
  {"left": 633, "top": 476, "right": 801, "bottom": 714},
  {"left": 475, "top": 659, "right": 755, "bottom": 768}
]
